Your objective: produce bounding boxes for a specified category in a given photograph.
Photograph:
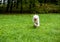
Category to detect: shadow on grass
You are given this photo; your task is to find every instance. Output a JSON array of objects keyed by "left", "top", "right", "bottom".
[{"left": 27, "top": 25, "right": 39, "bottom": 29}]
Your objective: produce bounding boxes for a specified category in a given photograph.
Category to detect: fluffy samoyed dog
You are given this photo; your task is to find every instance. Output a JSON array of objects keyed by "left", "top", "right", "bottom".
[{"left": 33, "top": 14, "right": 40, "bottom": 27}]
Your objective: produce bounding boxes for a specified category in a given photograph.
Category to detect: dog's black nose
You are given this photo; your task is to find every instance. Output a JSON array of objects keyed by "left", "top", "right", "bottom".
[{"left": 34, "top": 18, "right": 37, "bottom": 21}]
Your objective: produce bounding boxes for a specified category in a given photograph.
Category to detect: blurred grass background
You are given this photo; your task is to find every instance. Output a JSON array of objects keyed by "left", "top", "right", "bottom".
[{"left": 0, "top": 14, "right": 60, "bottom": 42}]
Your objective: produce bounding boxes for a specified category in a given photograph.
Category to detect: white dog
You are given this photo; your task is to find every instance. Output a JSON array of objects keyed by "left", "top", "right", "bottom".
[{"left": 33, "top": 14, "right": 40, "bottom": 27}]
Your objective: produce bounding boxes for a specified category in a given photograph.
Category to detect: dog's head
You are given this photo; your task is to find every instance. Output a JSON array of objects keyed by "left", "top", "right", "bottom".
[{"left": 33, "top": 15, "right": 39, "bottom": 21}]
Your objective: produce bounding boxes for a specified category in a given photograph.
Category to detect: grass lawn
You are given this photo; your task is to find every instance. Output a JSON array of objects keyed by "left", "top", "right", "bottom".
[{"left": 0, "top": 14, "right": 60, "bottom": 42}]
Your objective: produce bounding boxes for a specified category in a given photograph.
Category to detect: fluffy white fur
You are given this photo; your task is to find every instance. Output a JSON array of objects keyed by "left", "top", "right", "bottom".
[{"left": 33, "top": 14, "right": 40, "bottom": 27}]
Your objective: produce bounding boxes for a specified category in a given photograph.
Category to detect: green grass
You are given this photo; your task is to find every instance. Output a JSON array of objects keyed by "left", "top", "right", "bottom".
[{"left": 0, "top": 14, "right": 60, "bottom": 42}]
